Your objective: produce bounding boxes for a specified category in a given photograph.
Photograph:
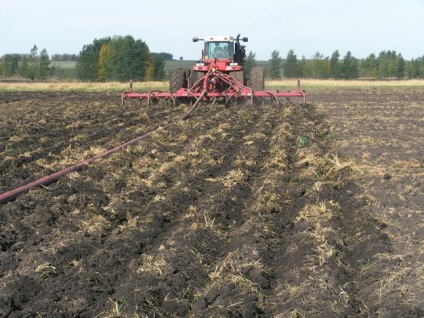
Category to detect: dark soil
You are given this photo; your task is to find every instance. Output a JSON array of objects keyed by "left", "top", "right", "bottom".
[{"left": 0, "top": 88, "right": 423, "bottom": 317}]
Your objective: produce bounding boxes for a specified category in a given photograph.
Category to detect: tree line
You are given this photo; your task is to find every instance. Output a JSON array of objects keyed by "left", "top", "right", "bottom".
[
  {"left": 2, "top": 37, "right": 424, "bottom": 80},
  {"left": 0, "top": 46, "right": 51, "bottom": 80},
  {"left": 0, "top": 35, "right": 171, "bottom": 81},
  {"left": 265, "top": 49, "right": 421, "bottom": 80},
  {"left": 51, "top": 54, "right": 78, "bottom": 61}
]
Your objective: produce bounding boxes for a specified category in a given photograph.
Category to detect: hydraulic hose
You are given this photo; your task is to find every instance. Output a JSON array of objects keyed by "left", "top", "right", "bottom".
[{"left": 0, "top": 90, "right": 207, "bottom": 205}]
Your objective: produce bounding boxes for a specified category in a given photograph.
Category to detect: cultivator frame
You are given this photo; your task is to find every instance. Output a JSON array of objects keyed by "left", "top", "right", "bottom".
[{"left": 121, "top": 66, "right": 306, "bottom": 106}]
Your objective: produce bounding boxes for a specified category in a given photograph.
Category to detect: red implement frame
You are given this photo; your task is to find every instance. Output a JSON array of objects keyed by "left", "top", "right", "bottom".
[{"left": 121, "top": 67, "right": 306, "bottom": 106}]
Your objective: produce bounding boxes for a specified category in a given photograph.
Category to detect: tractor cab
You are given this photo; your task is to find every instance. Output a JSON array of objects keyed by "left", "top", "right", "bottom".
[
  {"left": 204, "top": 39, "right": 233, "bottom": 60},
  {"left": 192, "top": 35, "right": 248, "bottom": 72}
]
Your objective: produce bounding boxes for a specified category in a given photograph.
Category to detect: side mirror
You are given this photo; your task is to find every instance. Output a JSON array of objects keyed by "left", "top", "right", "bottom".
[
  {"left": 242, "top": 37, "right": 248, "bottom": 42},
  {"left": 193, "top": 37, "right": 199, "bottom": 42}
]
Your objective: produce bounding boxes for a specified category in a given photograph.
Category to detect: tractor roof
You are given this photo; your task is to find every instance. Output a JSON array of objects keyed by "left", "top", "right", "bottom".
[{"left": 204, "top": 36, "right": 234, "bottom": 42}]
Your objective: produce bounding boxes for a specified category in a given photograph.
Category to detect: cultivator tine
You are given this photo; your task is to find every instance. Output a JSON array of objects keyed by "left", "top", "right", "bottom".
[
  {"left": 121, "top": 89, "right": 178, "bottom": 107},
  {"left": 146, "top": 90, "right": 177, "bottom": 106}
]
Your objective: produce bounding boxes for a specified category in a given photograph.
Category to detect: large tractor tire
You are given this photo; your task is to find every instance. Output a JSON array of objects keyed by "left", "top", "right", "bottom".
[
  {"left": 231, "top": 70, "right": 245, "bottom": 86},
  {"left": 248, "top": 67, "right": 265, "bottom": 91},
  {"left": 190, "top": 71, "right": 204, "bottom": 89},
  {"left": 170, "top": 68, "right": 189, "bottom": 92}
]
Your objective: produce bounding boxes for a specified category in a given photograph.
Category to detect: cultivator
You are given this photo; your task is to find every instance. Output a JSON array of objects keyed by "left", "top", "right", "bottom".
[
  {"left": 121, "top": 67, "right": 306, "bottom": 106},
  {"left": 121, "top": 34, "right": 306, "bottom": 106}
]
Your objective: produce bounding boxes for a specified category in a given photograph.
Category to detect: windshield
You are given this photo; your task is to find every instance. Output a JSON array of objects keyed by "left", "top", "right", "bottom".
[{"left": 205, "top": 41, "right": 233, "bottom": 60}]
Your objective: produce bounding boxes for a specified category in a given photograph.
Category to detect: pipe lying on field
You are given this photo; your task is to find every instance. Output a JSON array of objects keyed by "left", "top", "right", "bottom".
[{"left": 0, "top": 90, "right": 207, "bottom": 205}]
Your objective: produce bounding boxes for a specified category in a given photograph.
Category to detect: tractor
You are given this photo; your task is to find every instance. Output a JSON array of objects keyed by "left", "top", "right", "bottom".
[{"left": 121, "top": 34, "right": 305, "bottom": 106}]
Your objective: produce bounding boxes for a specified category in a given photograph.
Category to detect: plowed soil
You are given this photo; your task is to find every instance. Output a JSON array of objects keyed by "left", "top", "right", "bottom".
[{"left": 0, "top": 88, "right": 423, "bottom": 317}]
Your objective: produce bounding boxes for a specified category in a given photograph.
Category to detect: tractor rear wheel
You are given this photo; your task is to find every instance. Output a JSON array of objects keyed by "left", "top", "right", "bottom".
[
  {"left": 248, "top": 67, "right": 265, "bottom": 91},
  {"left": 231, "top": 71, "right": 245, "bottom": 86},
  {"left": 190, "top": 71, "right": 204, "bottom": 89},
  {"left": 170, "top": 68, "right": 189, "bottom": 92}
]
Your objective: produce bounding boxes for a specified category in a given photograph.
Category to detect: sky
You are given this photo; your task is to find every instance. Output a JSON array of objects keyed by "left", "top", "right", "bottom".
[{"left": 1, "top": 0, "right": 423, "bottom": 61}]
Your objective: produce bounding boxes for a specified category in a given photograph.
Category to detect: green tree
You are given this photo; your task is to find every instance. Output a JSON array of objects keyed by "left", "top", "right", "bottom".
[
  {"left": 28, "top": 45, "right": 39, "bottom": 80},
  {"left": 376, "top": 50, "right": 404, "bottom": 79},
  {"left": 283, "top": 49, "right": 300, "bottom": 78},
  {"left": 19, "top": 56, "right": 29, "bottom": 78},
  {"left": 0, "top": 58, "right": 12, "bottom": 77},
  {"left": 38, "top": 48, "right": 50, "bottom": 80},
  {"left": 416, "top": 57, "right": 424, "bottom": 78},
  {"left": 299, "top": 56, "right": 308, "bottom": 78},
  {"left": 151, "top": 53, "right": 166, "bottom": 81},
  {"left": 395, "top": 53, "right": 405, "bottom": 79},
  {"left": 330, "top": 50, "right": 342, "bottom": 79},
  {"left": 314, "top": 52, "right": 330, "bottom": 78},
  {"left": 405, "top": 57, "right": 424, "bottom": 79},
  {"left": 97, "top": 43, "right": 113, "bottom": 81},
  {"left": 243, "top": 51, "right": 257, "bottom": 76},
  {"left": 108, "top": 35, "right": 151, "bottom": 81},
  {"left": 0, "top": 54, "right": 21, "bottom": 77},
  {"left": 0, "top": 60, "right": 6, "bottom": 77},
  {"left": 155, "top": 52, "right": 173, "bottom": 61},
  {"left": 301, "top": 52, "right": 330, "bottom": 78},
  {"left": 51, "top": 53, "right": 77, "bottom": 61},
  {"left": 268, "top": 50, "right": 282, "bottom": 79},
  {"left": 76, "top": 37, "right": 111, "bottom": 81},
  {"left": 361, "top": 53, "right": 378, "bottom": 78},
  {"left": 341, "top": 51, "right": 359, "bottom": 79},
  {"left": 377, "top": 51, "right": 393, "bottom": 78}
]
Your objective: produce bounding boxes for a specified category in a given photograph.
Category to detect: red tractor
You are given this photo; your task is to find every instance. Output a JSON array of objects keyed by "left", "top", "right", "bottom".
[{"left": 121, "top": 34, "right": 305, "bottom": 106}]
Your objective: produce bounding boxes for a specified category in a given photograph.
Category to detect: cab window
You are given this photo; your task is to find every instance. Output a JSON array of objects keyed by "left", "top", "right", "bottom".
[{"left": 205, "top": 42, "right": 231, "bottom": 59}]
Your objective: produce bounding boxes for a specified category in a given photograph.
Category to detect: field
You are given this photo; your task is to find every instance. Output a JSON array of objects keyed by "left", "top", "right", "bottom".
[
  {"left": 0, "top": 83, "right": 423, "bottom": 317},
  {"left": 50, "top": 61, "right": 79, "bottom": 79}
]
